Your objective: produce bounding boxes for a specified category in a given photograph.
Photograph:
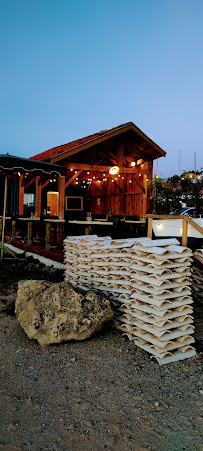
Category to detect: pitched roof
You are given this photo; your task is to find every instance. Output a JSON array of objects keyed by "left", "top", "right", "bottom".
[{"left": 30, "top": 122, "right": 166, "bottom": 162}]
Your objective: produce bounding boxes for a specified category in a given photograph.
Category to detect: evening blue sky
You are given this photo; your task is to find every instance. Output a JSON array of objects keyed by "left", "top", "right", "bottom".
[{"left": 0, "top": 0, "right": 203, "bottom": 177}]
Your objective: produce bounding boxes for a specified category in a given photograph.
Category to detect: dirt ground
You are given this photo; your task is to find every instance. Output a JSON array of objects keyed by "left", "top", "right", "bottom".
[{"left": 0, "top": 258, "right": 203, "bottom": 451}]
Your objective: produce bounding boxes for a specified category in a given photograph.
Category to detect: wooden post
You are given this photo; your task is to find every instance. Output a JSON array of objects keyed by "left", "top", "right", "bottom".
[
  {"left": 142, "top": 162, "right": 148, "bottom": 215},
  {"left": 0, "top": 218, "right": 2, "bottom": 239},
  {"left": 45, "top": 222, "right": 51, "bottom": 251},
  {"left": 19, "top": 175, "right": 25, "bottom": 216},
  {"left": 12, "top": 220, "right": 16, "bottom": 241},
  {"left": 27, "top": 221, "right": 33, "bottom": 246},
  {"left": 182, "top": 218, "right": 188, "bottom": 247},
  {"left": 147, "top": 218, "right": 153, "bottom": 239},
  {"left": 35, "top": 176, "right": 42, "bottom": 218},
  {"left": 58, "top": 176, "right": 65, "bottom": 219}
]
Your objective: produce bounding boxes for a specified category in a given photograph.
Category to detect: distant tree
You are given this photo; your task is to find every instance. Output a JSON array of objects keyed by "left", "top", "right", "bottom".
[{"left": 150, "top": 170, "right": 203, "bottom": 215}]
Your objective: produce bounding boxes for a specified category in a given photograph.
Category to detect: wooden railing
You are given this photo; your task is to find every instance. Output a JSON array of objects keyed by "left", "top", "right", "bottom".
[{"left": 145, "top": 214, "right": 203, "bottom": 247}]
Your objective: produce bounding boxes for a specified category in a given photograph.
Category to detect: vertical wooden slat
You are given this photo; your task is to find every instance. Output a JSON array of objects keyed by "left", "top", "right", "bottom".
[
  {"left": 19, "top": 174, "right": 25, "bottom": 216},
  {"left": 45, "top": 222, "right": 51, "bottom": 251},
  {"left": 35, "top": 176, "right": 42, "bottom": 218},
  {"left": 58, "top": 176, "right": 65, "bottom": 219},
  {"left": 147, "top": 218, "right": 153, "bottom": 239},
  {"left": 142, "top": 162, "right": 148, "bottom": 215},
  {"left": 182, "top": 218, "right": 188, "bottom": 247}
]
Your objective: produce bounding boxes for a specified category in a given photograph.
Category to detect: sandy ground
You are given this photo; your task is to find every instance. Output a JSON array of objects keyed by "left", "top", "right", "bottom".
[{"left": 0, "top": 259, "right": 203, "bottom": 451}]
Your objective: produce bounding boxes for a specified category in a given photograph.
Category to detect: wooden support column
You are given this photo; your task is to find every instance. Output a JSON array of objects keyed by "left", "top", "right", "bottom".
[
  {"left": 45, "top": 222, "right": 51, "bottom": 251},
  {"left": 142, "top": 162, "right": 148, "bottom": 215},
  {"left": 0, "top": 218, "right": 2, "bottom": 239},
  {"left": 12, "top": 220, "right": 16, "bottom": 241},
  {"left": 58, "top": 176, "right": 65, "bottom": 219},
  {"left": 19, "top": 175, "right": 25, "bottom": 216},
  {"left": 147, "top": 217, "right": 153, "bottom": 239},
  {"left": 35, "top": 176, "right": 42, "bottom": 218},
  {"left": 182, "top": 219, "right": 188, "bottom": 247}
]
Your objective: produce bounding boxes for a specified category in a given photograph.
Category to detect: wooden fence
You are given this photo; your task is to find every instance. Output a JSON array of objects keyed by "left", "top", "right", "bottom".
[{"left": 145, "top": 214, "right": 203, "bottom": 247}]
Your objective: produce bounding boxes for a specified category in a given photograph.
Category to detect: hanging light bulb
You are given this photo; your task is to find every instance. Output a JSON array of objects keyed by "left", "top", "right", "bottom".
[
  {"left": 131, "top": 161, "right": 136, "bottom": 167},
  {"left": 109, "top": 166, "right": 119, "bottom": 175}
]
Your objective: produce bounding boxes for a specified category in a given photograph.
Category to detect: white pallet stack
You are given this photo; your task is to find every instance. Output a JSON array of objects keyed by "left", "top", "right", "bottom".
[
  {"left": 63, "top": 235, "right": 196, "bottom": 364},
  {"left": 119, "top": 239, "right": 196, "bottom": 364}
]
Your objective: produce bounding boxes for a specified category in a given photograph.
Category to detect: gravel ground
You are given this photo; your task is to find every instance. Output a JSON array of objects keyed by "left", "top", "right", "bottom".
[{"left": 0, "top": 259, "right": 203, "bottom": 451}]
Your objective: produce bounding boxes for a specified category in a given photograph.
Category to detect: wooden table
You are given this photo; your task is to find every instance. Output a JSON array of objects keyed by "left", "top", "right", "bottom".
[
  {"left": 44, "top": 218, "right": 65, "bottom": 251},
  {"left": 18, "top": 217, "right": 40, "bottom": 245}
]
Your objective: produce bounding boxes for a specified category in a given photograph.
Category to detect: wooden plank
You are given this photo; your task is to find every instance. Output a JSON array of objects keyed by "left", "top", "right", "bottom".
[
  {"left": 147, "top": 218, "right": 153, "bottom": 239},
  {"left": 142, "top": 162, "right": 148, "bottom": 214},
  {"left": 35, "top": 176, "right": 42, "bottom": 217},
  {"left": 65, "top": 170, "right": 83, "bottom": 188},
  {"left": 185, "top": 216, "right": 203, "bottom": 235},
  {"left": 117, "top": 143, "right": 123, "bottom": 168},
  {"left": 12, "top": 220, "right": 16, "bottom": 241},
  {"left": 19, "top": 175, "right": 25, "bottom": 215},
  {"left": 58, "top": 176, "right": 65, "bottom": 219},
  {"left": 182, "top": 219, "right": 188, "bottom": 247},
  {"left": 25, "top": 177, "right": 35, "bottom": 190},
  {"left": 41, "top": 179, "right": 51, "bottom": 190},
  {"left": 45, "top": 222, "right": 51, "bottom": 251},
  {"left": 134, "top": 175, "right": 145, "bottom": 193},
  {"left": 65, "top": 162, "right": 148, "bottom": 174}
]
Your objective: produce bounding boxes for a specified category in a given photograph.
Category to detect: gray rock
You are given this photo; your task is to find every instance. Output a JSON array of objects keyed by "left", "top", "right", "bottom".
[{"left": 15, "top": 280, "right": 113, "bottom": 346}]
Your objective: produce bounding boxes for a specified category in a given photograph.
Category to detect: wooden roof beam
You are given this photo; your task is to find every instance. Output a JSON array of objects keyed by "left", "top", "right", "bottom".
[
  {"left": 25, "top": 177, "right": 35, "bottom": 190},
  {"left": 65, "top": 169, "right": 83, "bottom": 188}
]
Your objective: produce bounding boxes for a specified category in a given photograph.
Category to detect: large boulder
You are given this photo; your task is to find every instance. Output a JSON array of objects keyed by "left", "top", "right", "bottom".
[{"left": 15, "top": 280, "right": 114, "bottom": 346}]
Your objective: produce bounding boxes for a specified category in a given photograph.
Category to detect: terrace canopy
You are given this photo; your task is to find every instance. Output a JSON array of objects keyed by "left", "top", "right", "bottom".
[{"left": 0, "top": 154, "right": 66, "bottom": 259}]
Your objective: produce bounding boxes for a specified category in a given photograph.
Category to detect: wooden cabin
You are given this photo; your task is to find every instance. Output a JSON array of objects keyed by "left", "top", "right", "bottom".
[{"left": 29, "top": 122, "right": 166, "bottom": 221}]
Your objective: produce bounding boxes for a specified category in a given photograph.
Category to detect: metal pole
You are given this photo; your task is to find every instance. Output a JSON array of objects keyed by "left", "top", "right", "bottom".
[
  {"left": 179, "top": 150, "right": 181, "bottom": 176},
  {"left": 194, "top": 152, "right": 196, "bottom": 183},
  {"left": 1, "top": 174, "right": 8, "bottom": 260}
]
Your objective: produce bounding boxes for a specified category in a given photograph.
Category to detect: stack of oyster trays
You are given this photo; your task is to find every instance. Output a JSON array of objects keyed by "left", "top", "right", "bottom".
[{"left": 64, "top": 235, "right": 196, "bottom": 365}]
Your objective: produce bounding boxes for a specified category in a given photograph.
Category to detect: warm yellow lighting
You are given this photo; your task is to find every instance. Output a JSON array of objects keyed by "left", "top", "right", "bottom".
[
  {"left": 112, "top": 179, "right": 114, "bottom": 182},
  {"left": 76, "top": 178, "right": 78, "bottom": 180},
  {"left": 98, "top": 180, "right": 101, "bottom": 183},
  {"left": 74, "top": 170, "right": 77, "bottom": 174},
  {"left": 139, "top": 173, "right": 141, "bottom": 177},
  {"left": 87, "top": 172, "right": 90, "bottom": 175},
  {"left": 157, "top": 223, "right": 162, "bottom": 230},
  {"left": 122, "top": 176, "right": 124, "bottom": 180},
  {"left": 189, "top": 175, "right": 193, "bottom": 178},
  {"left": 75, "top": 181, "right": 78, "bottom": 185},
  {"left": 131, "top": 161, "right": 136, "bottom": 167},
  {"left": 129, "top": 180, "right": 132, "bottom": 183},
  {"left": 146, "top": 178, "right": 149, "bottom": 181},
  {"left": 70, "top": 168, "right": 73, "bottom": 172},
  {"left": 103, "top": 173, "right": 105, "bottom": 176},
  {"left": 115, "top": 177, "right": 117, "bottom": 180},
  {"left": 118, "top": 174, "right": 120, "bottom": 177},
  {"left": 93, "top": 176, "right": 95, "bottom": 179},
  {"left": 109, "top": 166, "right": 119, "bottom": 175}
]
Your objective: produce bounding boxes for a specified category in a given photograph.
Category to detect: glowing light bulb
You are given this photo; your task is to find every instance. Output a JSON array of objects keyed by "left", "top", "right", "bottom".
[
  {"left": 87, "top": 172, "right": 90, "bottom": 175},
  {"left": 129, "top": 180, "right": 132, "bottom": 183},
  {"left": 109, "top": 166, "right": 119, "bottom": 175},
  {"left": 131, "top": 161, "right": 136, "bottom": 167},
  {"left": 70, "top": 169, "right": 73, "bottom": 172}
]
